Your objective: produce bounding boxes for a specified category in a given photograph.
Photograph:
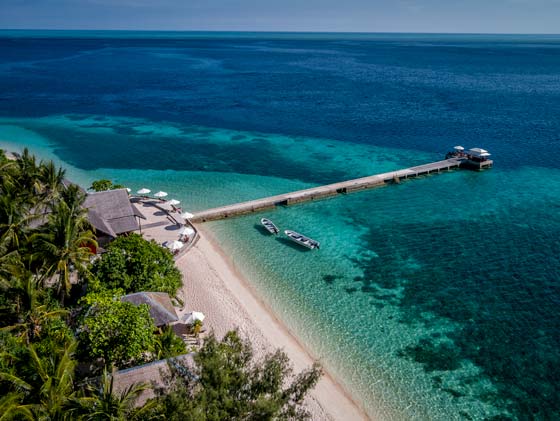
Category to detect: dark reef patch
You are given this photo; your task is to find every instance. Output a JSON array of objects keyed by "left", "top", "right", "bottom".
[
  {"left": 322, "top": 274, "right": 340, "bottom": 285},
  {"left": 349, "top": 203, "right": 560, "bottom": 419},
  {"left": 23, "top": 122, "right": 349, "bottom": 185},
  {"left": 398, "top": 338, "right": 463, "bottom": 372}
]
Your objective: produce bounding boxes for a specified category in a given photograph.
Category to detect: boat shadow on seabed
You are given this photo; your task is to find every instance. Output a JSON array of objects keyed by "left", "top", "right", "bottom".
[
  {"left": 254, "top": 223, "right": 274, "bottom": 236},
  {"left": 275, "top": 236, "right": 313, "bottom": 252}
]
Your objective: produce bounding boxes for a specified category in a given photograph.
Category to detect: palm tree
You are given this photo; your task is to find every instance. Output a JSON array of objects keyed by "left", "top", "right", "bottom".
[
  {"left": 14, "top": 148, "right": 42, "bottom": 203},
  {"left": 30, "top": 340, "right": 78, "bottom": 419},
  {"left": 69, "top": 368, "right": 156, "bottom": 420},
  {"left": 0, "top": 155, "right": 17, "bottom": 181},
  {"left": 0, "top": 392, "right": 33, "bottom": 420},
  {"left": 60, "top": 184, "right": 86, "bottom": 212},
  {"left": 0, "top": 249, "right": 23, "bottom": 287},
  {"left": 0, "top": 339, "right": 79, "bottom": 420},
  {"left": 7, "top": 269, "right": 42, "bottom": 319},
  {"left": 0, "top": 186, "right": 33, "bottom": 252},
  {"left": 1, "top": 304, "right": 67, "bottom": 345},
  {"left": 0, "top": 264, "right": 66, "bottom": 342},
  {"left": 31, "top": 200, "right": 97, "bottom": 303},
  {"left": 38, "top": 160, "right": 67, "bottom": 208},
  {"left": 0, "top": 288, "right": 68, "bottom": 345},
  {"left": 153, "top": 326, "right": 186, "bottom": 360}
]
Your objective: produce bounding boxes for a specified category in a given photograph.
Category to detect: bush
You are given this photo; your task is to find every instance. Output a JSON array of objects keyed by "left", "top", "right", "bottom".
[
  {"left": 154, "top": 326, "right": 187, "bottom": 360},
  {"left": 150, "top": 331, "right": 322, "bottom": 421},
  {"left": 91, "top": 234, "right": 182, "bottom": 296},
  {"left": 89, "top": 179, "right": 124, "bottom": 192},
  {"left": 78, "top": 290, "right": 156, "bottom": 368}
]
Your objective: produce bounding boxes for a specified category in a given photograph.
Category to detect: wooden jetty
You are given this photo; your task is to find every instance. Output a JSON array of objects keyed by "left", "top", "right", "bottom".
[{"left": 190, "top": 157, "right": 492, "bottom": 223}]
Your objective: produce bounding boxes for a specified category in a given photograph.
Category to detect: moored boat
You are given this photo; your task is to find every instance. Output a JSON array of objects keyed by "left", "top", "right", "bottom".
[
  {"left": 284, "top": 230, "right": 320, "bottom": 249},
  {"left": 261, "top": 218, "right": 280, "bottom": 234}
]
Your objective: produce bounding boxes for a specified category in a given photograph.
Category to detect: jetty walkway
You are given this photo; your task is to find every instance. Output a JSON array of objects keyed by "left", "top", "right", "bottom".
[{"left": 190, "top": 157, "right": 492, "bottom": 223}]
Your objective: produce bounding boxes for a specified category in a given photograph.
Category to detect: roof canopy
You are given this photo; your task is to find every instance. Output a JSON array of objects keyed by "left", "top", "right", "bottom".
[
  {"left": 121, "top": 292, "right": 178, "bottom": 326},
  {"left": 112, "top": 354, "right": 194, "bottom": 405},
  {"left": 84, "top": 188, "right": 145, "bottom": 237},
  {"left": 468, "top": 148, "right": 491, "bottom": 157}
]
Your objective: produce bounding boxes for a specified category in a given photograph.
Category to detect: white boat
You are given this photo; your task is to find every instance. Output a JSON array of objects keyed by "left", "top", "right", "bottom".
[
  {"left": 261, "top": 218, "right": 279, "bottom": 234},
  {"left": 284, "top": 230, "right": 320, "bottom": 249}
]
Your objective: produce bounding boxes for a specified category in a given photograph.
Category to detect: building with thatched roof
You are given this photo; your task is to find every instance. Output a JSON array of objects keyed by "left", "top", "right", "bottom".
[
  {"left": 83, "top": 188, "right": 145, "bottom": 244},
  {"left": 112, "top": 353, "right": 195, "bottom": 406},
  {"left": 121, "top": 292, "right": 179, "bottom": 327}
]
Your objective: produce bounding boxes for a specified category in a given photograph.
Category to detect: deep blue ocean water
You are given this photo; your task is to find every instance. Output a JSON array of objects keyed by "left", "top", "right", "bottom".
[{"left": 1, "top": 31, "right": 559, "bottom": 420}]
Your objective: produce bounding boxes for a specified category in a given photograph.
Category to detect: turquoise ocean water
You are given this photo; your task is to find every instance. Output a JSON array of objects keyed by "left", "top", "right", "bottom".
[{"left": 1, "top": 32, "right": 559, "bottom": 420}]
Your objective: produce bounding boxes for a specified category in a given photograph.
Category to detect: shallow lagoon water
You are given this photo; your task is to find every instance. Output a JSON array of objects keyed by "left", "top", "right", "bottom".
[{"left": 1, "top": 33, "right": 559, "bottom": 419}]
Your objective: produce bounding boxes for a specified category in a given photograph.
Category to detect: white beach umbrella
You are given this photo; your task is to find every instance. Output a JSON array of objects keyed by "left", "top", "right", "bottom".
[
  {"left": 137, "top": 188, "right": 151, "bottom": 195},
  {"left": 453, "top": 146, "right": 464, "bottom": 151},
  {"left": 154, "top": 191, "right": 168, "bottom": 198},
  {"left": 181, "top": 211, "right": 194, "bottom": 219},
  {"left": 163, "top": 240, "right": 184, "bottom": 251},
  {"left": 167, "top": 199, "right": 181, "bottom": 206},
  {"left": 125, "top": 188, "right": 131, "bottom": 193},
  {"left": 180, "top": 226, "right": 195, "bottom": 236},
  {"left": 182, "top": 311, "right": 205, "bottom": 325}
]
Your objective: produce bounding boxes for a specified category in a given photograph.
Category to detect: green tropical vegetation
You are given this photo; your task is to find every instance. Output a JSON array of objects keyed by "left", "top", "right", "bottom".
[
  {"left": 78, "top": 290, "right": 156, "bottom": 368},
  {"left": 0, "top": 149, "right": 321, "bottom": 420},
  {"left": 154, "top": 326, "right": 188, "bottom": 360},
  {"left": 68, "top": 368, "right": 156, "bottom": 420},
  {"left": 149, "top": 331, "right": 322, "bottom": 421},
  {"left": 32, "top": 196, "right": 97, "bottom": 303},
  {"left": 90, "top": 233, "right": 182, "bottom": 296},
  {"left": 89, "top": 179, "right": 125, "bottom": 192}
]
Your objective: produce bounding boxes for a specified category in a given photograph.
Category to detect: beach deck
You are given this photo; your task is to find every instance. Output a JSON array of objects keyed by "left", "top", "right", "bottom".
[
  {"left": 190, "top": 157, "right": 492, "bottom": 223},
  {"left": 131, "top": 198, "right": 199, "bottom": 258}
]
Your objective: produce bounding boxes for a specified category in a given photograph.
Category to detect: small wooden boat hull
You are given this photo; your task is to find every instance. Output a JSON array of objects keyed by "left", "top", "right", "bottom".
[
  {"left": 261, "top": 218, "right": 279, "bottom": 234},
  {"left": 284, "top": 230, "right": 320, "bottom": 249}
]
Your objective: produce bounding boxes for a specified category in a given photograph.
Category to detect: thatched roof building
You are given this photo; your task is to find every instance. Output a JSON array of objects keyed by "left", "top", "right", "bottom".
[
  {"left": 113, "top": 354, "right": 195, "bottom": 406},
  {"left": 121, "top": 292, "right": 179, "bottom": 327},
  {"left": 83, "top": 188, "right": 145, "bottom": 238}
]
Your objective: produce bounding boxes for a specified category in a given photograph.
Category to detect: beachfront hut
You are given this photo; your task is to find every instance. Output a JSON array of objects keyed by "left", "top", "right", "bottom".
[
  {"left": 112, "top": 354, "right": 195, "bottom": 407},
  {"left": 83, "top": 188, "right": 146, "bottom": 248},
  {"left": 121, "top": 291, "right": 179, "bottom": 327}
]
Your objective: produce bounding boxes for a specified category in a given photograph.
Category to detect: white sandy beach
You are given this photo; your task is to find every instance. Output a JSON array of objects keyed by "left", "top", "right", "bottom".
[{"left": 176, "top": 226, "right": 370, "bottom": 421}]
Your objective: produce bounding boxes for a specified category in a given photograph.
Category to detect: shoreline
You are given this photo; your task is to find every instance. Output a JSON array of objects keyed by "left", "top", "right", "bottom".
[
  {"left": 1, "top": 145, "right": 369, "bottom": 419},
  {"left": 177, "top": 225, "right": 371, "bottom": 421}
]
